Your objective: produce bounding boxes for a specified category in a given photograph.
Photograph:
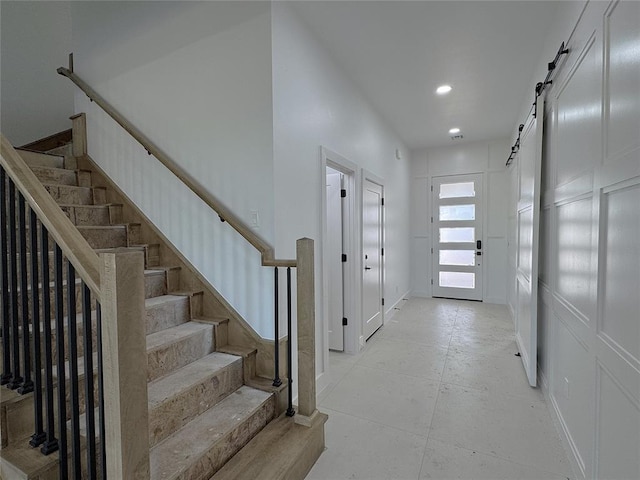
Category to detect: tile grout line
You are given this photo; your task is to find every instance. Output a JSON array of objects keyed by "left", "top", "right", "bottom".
[
  {"left": 319, "top": 406, "right": 430, "bottom": 441},
  {"left": 417, "top": 303, "right": 459, "bottom": 479}
]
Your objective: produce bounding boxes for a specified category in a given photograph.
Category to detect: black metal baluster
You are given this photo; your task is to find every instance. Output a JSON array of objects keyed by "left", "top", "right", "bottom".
[
  {"left": 82, "top": 283, "right": 97, "bottom": 480},
  {"left": 40, "top": 225, "right": 58, "bottom": 455},
  {"left": 29, "top": 210, "right": 46, "bottom": 447},
  {"left": 273, "top": 267, "right": 281, "bottom": 387},
  {"left": 17, "top": 195, "right": 33, "bottom": 394},
  {"left": 7, "top": 179, "right": 22, "bottom": 389},
  {"left": 54, "top": 245, "right": 68, "bottom": 478},
  {"left": 0, "top": 168, "right": 11, "bottom": 385},
  {"left": 67, "top": 262, "right": 81, "bottom": 478},
  {"left": 96, "top": 304, "right": 107, "bottom": 479},
  {"left": 286, "top": 267, "right": 295, "bottom": 417}
]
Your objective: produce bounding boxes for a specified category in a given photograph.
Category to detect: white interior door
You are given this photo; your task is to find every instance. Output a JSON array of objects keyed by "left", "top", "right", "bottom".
[
  {"left": 362, "top": 179, "right": 383, "bottom": 340},
  {"left": 514, "top": 99, "right": 544, "bottom": 387},
  {"left": 432, "top": 174, "right": 483, "bottom": 301},
  {"left": 326, "top": 171, "right": 344, "bottom": 351}
]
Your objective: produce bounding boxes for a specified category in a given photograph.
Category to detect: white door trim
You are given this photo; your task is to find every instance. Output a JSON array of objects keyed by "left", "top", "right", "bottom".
[{"left": 320, "top": 147, "right": 360, "bottom": 355}]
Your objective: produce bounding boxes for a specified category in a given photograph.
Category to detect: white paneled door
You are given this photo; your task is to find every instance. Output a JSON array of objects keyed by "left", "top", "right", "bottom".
[
  {"left": 432, "top": 174, "right": 483, "bottom": 301},
  {"left": 515, "top": 99, "right": 544, "bottom": 387},
  {"left": 362, "top": 179, "right": 383, "bottom": 340},
  {"left": 326, "top": 171, "right": 344, "bottom": 351}
]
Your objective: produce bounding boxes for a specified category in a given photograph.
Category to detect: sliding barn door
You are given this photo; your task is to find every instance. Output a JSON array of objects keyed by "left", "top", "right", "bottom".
[{"left": 515, "top": 99, "right": 545, "bottom": 387}]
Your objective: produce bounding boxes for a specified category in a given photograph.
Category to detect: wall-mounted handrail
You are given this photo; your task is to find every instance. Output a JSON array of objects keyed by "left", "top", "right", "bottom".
[
  {"left": 57, "top": 67, "right": 296, "bottom": 268},
  {"left": 0, "top": 135, "right": 101, "bottom": 298}
]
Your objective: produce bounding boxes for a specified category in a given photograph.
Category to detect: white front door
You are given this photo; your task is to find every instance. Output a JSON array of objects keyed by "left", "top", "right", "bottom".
[
  {"left": 362, "top": 179, "right": 383, "bottom": 340},
  {"left": 432, "top": 174, "right": 483, "bottom": 301},
  {"left": 326, "top": 171, "right": 344, "bottom": 351}
]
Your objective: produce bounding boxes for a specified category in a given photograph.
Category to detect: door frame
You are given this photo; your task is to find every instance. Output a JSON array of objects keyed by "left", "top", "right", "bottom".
[
  {"left": 320, "top": 147, "right": 360, "bottom": 354},
  {"left": 361, "top": 170, "right": 385, "bottom": 344}
]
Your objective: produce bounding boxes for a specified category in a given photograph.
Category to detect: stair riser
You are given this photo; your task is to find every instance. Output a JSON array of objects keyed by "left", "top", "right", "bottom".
[
  {"left": 2, "top": 374, "right": 100, "bottom": 448},
  {"left": 17, "top": 150, "right": 64, "bottom": 169},
  {"left": 43, "top": 185, "right": 93, "bottom": 205},
  {"left": 2, "top": 317, "right": 98, "bottom": 379},
  {"left": 13, "top": 256, "right": 164, "bottom": 298},
  {"left": 149, "top": 359, "right": 243, "bottom": 447},
  {"left": 145, "top": 273, "right": 167, "bottom": 299},
  {"left": 61, "top": 205, "right": 111, "bottom": 226},
  {"left": 10, "top": 283, "right": 96, "bottom": 325},
  {"left": 78, "top": 227, "right": 127, "bottom": 249},
  {"left": 29, "top": 167, "right": 78, "bottom": 186},
  {"left": 147, "top": 327, "right": 215, "bottom": 382},
  {"left": 176, "top": 396, "right": 276, "bottom": 480},
  {"left": 12, "top": 281, "right": 95, "bottom": 322},
  {"left": 145, "top": 244, "right": 161, "bottom": 268},
  {"left": 146, "top": 298, "right": 190, "bottom": 335}
]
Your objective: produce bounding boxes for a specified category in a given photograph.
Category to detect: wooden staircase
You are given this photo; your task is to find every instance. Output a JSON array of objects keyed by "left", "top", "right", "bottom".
[{"left": 0, "top": 132, "right": 326, "bottom": 479}]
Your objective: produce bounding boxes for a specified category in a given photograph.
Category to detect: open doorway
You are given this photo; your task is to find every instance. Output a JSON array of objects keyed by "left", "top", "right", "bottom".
[
  {"left": 326, "top": 167, "right": 345, "bottom": 350},
  {"left": 321, "top": 147, "right": 358, "bottom": 355}
]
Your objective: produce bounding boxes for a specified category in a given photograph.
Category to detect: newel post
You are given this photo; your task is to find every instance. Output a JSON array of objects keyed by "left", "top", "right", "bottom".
[
  {"left": 100, "top": 251, "right": 150, "bottom": 479},
  {"left": 70, "top": 113, "right": 87, "bottom": 157},
  {"left": 295, "top": 238, "right": 319, "bottom": 427}
]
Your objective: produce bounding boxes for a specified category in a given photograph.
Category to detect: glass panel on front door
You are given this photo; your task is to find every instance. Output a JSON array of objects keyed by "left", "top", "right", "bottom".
[
  {"left": 439, "top": 204, "right": 476, "bottom": 221},
  {"left": 439, "top": 271, "right": 475, "bottom": 289},
  {"left": 439, "top": 227, "right": 475, "bottom": 243},
  {"left": 439, "top": 182, "right": 476, "bottom": 199},
  {"left": 439, "top": 250, "right": 475, "bottom": 266}
]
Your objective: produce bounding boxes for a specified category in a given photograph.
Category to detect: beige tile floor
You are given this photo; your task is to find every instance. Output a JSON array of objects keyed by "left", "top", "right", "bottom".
[{"left": 306, "top": 297, "right": 573, "bottom": 480}]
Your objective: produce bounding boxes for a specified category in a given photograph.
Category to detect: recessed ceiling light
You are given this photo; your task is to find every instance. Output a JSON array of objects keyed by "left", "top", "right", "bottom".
[
  {"left": 436, "top": 85, "right": 452, "bottom": 95},
  {"left": 449, "top": 127, "right": 461, "bottom": 134}
]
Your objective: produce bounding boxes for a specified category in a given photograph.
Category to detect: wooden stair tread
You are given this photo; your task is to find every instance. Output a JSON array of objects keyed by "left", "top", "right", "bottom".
[
  {"left": 210, "top": 410, "right": 328, "bottom": 480},
  {"left": 144, "top": 294, "right": 188, "bottom": 309},
  {"left": 76, "top": 224, "right": 126, "bottom": 231},
  {"left": 57, "top": 202, "right": 112, "bottom": 208},
  {"left": 146, "top": 321, "right": 213, "bottom": 351},
  {"left": 149, "top": 385, "right": 274, "bottom": 480},
  {"left": 145, "top": 268, "right": 167, "bottom": 276},
  {"left": 94, "top": 246, "right": 145, "bottom": 253},
  {"left": 0, "top": 434, "right": 59, "bottom": 479},
  {"left": 217, "top": 345, "right": 257, "bottom": 357},
  {"left": 15, "top": 149, "right": 65, "bottom": 169},
  {"left": 245, "top": 375, "right": 287, "bottom": 393},
  {"left": 192, "top": 316, "right": 229, "bottom": 325},
  {"left": 147, "top": 351, "right": 241, "bottom": 408}
]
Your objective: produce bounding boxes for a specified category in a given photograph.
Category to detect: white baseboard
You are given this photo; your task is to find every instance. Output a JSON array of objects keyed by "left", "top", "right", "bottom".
[
  {"left": 385, "top": 290, "right": 411, "bottom": 321},
  {"left": 314, "top": 370, "right": 329, "bottom": 403}
]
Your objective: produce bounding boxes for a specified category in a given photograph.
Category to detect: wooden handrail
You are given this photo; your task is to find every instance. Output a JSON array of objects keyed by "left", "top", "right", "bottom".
[
  {"left": 0, "top": 134, "right": 102, "bottom": 298},
  {"left": 57, "top": 67, "right": 296, "bottom": 268}
]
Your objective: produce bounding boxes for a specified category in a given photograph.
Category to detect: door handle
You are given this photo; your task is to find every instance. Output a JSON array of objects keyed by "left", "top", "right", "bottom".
[
  {"left": 477, "top": 240, "right": 482, "bottom": 250},
  {"left": 365, "top": 266, "right": 372, "bottom": 270}
]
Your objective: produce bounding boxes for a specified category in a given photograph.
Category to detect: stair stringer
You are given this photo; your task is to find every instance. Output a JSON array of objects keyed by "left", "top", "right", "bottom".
[{"left": 74, "top": 154, "right": 288, "bottom": 384}]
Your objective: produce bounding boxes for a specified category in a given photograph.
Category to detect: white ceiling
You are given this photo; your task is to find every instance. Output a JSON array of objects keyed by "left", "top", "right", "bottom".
[{"left": 289, "top": 1, "right": 559, "bottom": 151}]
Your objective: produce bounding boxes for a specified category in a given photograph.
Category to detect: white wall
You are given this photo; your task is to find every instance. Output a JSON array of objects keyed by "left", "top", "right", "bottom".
[
  {"left": 411, "top": 139, "right": 510, "bottom": 304},
  {"left": 271, "top": 2, "right": 412, "bottom": 389},
  {"left": 507, "top": 1, "right": 640, "bottom": 478},
  {"left": 0, "top": 1, "right": 74, "bottom": 145},
  {"left": 71, "top": 1, "right": 276, "bottom": 337}
]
